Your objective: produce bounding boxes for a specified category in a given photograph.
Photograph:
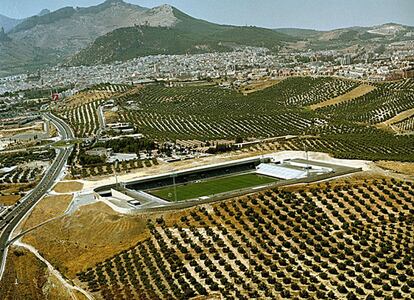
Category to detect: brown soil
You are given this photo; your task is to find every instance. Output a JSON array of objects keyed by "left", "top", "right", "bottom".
[
  {"left": 0, "top": 247, "right": 72, "bottom": 300},
  {"left": 53, "top": 181, "right": 84, "bottom": 193},
  {"left": 375, "top": 161, "right": 414, "bottom": 176},
  {"left": 22, "top": 202, "right": 150, "bottom": 278},
  {"left": 0, "top": 182, "right": 37, "bottom": 196},
  {"left": 310, "top": 84, "right": 375, "bottom": 110},
  {"left": 103, "top": 110, "right": 119, "bottom": 123},
  {"left": 0, "top": 195, "right": 21, "bottom": 206},
  {"left": 382, "top": 108, "right": 414, "bottom": 126},
  {"left": 19, "top": 194, "right": 73, "bottom": 232},
  {"left": 241, "top": 79, "right": 283, "bottom": 94},
  {"left": 0, "top": 123, "right": 44, "bottom": 138}
]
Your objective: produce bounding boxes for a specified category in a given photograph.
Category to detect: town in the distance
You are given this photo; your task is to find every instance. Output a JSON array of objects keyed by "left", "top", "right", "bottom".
[{"left": 0, "top": 0, "right": 413, "bottom": 299}]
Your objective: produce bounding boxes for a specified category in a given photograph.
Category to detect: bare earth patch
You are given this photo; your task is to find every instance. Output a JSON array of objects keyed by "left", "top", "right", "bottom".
[
  {"left": 53, "top": 181, "right": 84, "bottom": 193},
  {"left": 376, "top": 161, "right": 414, "bottom": 176},
  {"left": 0, "top": 247, "right": 72, "bottom": 300},
  {"left": 376, "top": 108, "right": 414, "bottom": 133},
  {"left": 241, "top": 79, "right": 283, "bottom": 94},
  {"left": 22, "top": 202, "right": 150, "bottom": 278},
  {"left": 0, "top": 195, "right": 21, "bottom": 206},
  {"left": 310, "top": 84, "right": 375, "bottom": 110},
  {"left": 0, "top": 182, "right": 37, "bottom": 197},
  {"left": 0, "top": 122, "right": 44, "bottom": 138},
  {"left": 104, "top": 110, "right": 119, "bottom": 123},
  {"left": 19, "top": 194, "right": 73, "bottom": 232},
  {"left": 382, "top": 108, "right": 414, "bottom": 126}
]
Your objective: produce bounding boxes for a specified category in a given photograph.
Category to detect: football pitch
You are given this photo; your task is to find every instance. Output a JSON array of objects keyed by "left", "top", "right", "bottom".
[{"left": 148, "top": 173, "right": 278, "bottom": 202}]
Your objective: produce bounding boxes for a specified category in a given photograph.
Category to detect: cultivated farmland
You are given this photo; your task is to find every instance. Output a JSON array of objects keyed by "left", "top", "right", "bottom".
[
  {"left": 59, "top": 99, "right": 103, "bottom": 138},
  {"left": 393, "top": 115, "right": 414, "bottom": 134},
  {"left": 77, "top": 177, "right": 414, "bottom": 299},
  {"left": 98, "top": 77, "right": 414, "bottom": 162},
  {"left": 55, "top": 83, "right": 132, "bottom": 138},
  {"left": 114, "top": 77, "right": 357, "bottom": 140},
  {"left": 320, "top": 79, "right": 414, "bottom": 124},
  {"left": 52, "top": 77, "right": 414, "bottom": 164}
]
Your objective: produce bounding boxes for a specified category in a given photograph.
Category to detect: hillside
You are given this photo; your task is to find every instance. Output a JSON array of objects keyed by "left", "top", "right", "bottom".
[
  {"left": 276, "top": 23, "right": 414, "bottom": 51},
  {"left": 70, "top": 26, "right": 230, "bottom": 65},
  {"left": 0, "top": 27, "right": 11, "bottom": 42},
  {"left": 0, "top": 0, "right": 413, "bottom": 75},
  {"left": 0, "top": 40, "right": 59, "bottom": 77},
  {"left": 0, "top": 14, "right": 22, "bottom": 32},
  {"left": 274, "top": 28, "right": 323, "bottom": 38},
  {"left": 70, "top": 7, "right": 294, "bottom": 65},
  {"left": 0, "top": 0, "right": 180, "bottom": 76},
  {"left": 7, "top": 1, "right": 174, "bottom": 55}
]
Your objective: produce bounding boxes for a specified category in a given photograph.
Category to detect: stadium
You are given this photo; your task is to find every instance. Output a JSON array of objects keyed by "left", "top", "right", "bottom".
[{"left": 94, "top": 155, "right": 361, "bottom": 209}]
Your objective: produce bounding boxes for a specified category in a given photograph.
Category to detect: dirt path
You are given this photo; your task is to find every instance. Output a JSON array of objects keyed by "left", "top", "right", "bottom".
[
  {"left": 14, "top": 240, "right": 94, "bottom": 300},
  {"left": 383, "top": 108, "right": 414, "bottom": 125},
  {"left": 241, "top": 79, "right": 284, "bottom": 94},
  {"left": 375, "top": 108, "right": 414, "bottom": 133},
  {"left": 310, "top": 84, "right": 375, "bottom": 110}
]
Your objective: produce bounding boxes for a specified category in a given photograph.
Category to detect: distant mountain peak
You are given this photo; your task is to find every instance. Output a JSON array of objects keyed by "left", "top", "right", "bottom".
[
  {"left": 0, "top": 14, "right": 22, "bottom": 32},
  {"left": 38, "top": 9, "right": 51, "bottom": 16},
  {"left": 104, "top": 0, "right": 125, "bottom": 4},
  {"left": 149, "top": 4, "right": 175, "bottom": 13},
  {"left": 159, "top": 4, "right": 174, "bottom": 9}
]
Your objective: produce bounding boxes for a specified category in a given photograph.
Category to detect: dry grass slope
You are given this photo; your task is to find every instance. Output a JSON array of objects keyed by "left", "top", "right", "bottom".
[
  {"left": 19, "top": 194, "right": 73, "bottom": 232},
  {"left": 0, "top": 195, "right": 21, "bottom": 206},
  {"left": 0, "top": 247, "right": 73, "bottom": 300},
  {"left": 53, "top": 181, "right": 84, "bottom": 193},
  {"left": 241, "top": 79, "right": 283, "bottom": 95},
  {"left": 22, "top": 202, "right": 150, "bottom": 278},
  {"left": 310, "top": 84, "right": 375, "bottom": 110}
]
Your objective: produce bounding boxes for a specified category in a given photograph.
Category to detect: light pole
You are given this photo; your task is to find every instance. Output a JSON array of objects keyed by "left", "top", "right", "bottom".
[
  {"left": 172, "top": 170, "right": 177, "bottom": 202},
  {"left": 302, "top": 138, "right": 310, "bottom": 178},
  {"left": 115, "top": 160, "right": 119, "bottom": 188}
]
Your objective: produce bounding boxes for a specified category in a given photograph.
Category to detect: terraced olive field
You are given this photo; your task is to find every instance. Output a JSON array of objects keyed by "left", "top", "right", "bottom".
[
  {"left": 110, "top": 77, "right": 414, "bottom": 162},
  {"left": 55, "top": 77, "right": 414, "bottom": 161},
  {"left": 55, "top": 83, "right": 132, "bottom": 138},
  {"left": 77, "top": 177, "right": 414, "bottom": 299},
  {"left": 115, "top": 77, "right": 357, "bottom": 140},
  {"left": 393, "top": 115, "right": 414, "bottom": 134},
  {"left": 319, "top": 79, "right": 414, "bottom": 124}
]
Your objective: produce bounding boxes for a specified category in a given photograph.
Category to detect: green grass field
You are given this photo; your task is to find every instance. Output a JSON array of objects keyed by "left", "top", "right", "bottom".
[{"left": 149, "top": 173, "right": 277, "bottom": 202}]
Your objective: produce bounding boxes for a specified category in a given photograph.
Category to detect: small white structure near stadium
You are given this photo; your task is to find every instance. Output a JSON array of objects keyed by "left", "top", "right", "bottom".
[
  {"left": 256, "top": 164, "right": 307, "bottom": 180},
  {"left": 256, "top": 160, "right": 334, "bottom": 180}
]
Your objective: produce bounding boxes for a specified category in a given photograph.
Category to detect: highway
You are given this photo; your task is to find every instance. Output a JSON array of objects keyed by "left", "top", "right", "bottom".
[{"left": 0, "top": 112, "right": 74, "bottom": 279}]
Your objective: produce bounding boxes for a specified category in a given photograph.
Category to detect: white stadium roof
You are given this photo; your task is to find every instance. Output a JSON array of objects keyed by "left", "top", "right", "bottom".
[{"left": 256, "top": 163, "right": 308, "bottom": 180}]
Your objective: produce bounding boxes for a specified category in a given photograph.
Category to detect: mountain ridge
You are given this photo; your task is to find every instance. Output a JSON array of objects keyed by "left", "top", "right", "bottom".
[
  {"left": 0, "top": 0, "right": 413, "bottom": 76},
  {"left": 69, "top": 5, "right": 295, "bottom": 65},
  {"left": 0, "top": 14, "right": 22, "bottom": 32}
]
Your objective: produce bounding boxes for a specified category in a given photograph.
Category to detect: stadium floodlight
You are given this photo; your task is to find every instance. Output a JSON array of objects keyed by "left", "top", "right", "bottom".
[
  {"left": 301, "top": 139, "right": 310, "bottom": 178},
  {"left": 171, "top": 170, "right": 178, "bottom": 202},
  {"left": 115, "top": 160, "right": 119, "bottom": 188}
]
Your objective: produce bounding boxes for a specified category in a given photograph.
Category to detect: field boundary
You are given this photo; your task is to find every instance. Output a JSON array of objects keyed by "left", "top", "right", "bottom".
[
  {"left": 310, "top": 84, "right": 375, "bottom": 110},
  {"left": 382, "top": 107, "right": 414, "bottom": 126}
]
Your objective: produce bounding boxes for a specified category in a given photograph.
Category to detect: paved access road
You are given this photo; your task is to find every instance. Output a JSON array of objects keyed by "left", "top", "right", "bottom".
[{"left": 0, "top": 113, "right": 74, "bottom": 279}]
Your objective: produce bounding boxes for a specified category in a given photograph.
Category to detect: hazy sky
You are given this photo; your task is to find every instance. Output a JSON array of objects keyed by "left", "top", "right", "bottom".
[{"left": 1, "top": 0, "right": 413, "bottom": 30}]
